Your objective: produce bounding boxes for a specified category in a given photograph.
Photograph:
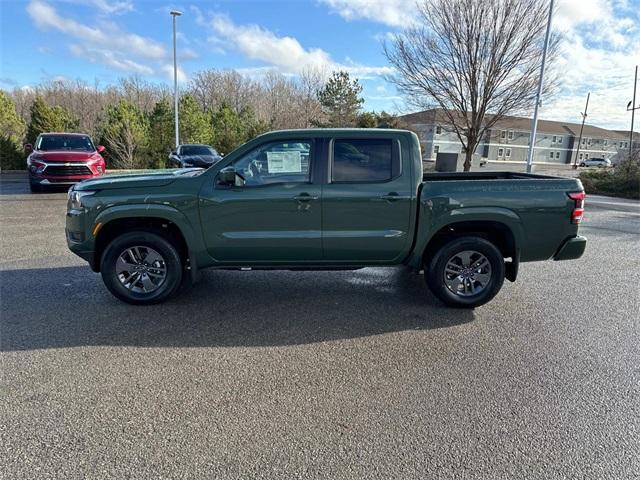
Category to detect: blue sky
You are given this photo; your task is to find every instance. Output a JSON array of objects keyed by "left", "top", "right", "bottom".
[{"left": 1, "top": 0, "right": 639, "bottom": 129}]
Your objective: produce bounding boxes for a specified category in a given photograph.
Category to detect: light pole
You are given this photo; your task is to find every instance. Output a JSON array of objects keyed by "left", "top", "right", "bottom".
[
  {"left": 170, "top": 10, "right": 182, "bottom": 150},
  {"left": 526, "top": 0, "right": 554, "bottom": 173},
  {"left": 572, "top": 92, "right": 589, "bottom": 169},
  {"left": 626, "top": 65, "right": 638, "bottom": 160}
]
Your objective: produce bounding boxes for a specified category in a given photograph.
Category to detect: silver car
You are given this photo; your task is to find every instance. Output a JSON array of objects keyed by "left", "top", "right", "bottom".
[{"left": 579, "top": 157, "right": 611, "bottom": 168}]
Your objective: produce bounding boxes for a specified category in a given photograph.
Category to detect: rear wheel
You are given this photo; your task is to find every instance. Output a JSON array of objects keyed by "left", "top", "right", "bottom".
[
  {"left": 426, "top": 236, "right": 505, "bottom": 308},
  {"left": 100, "top": 230, "right": 183, "bottom": 305}
]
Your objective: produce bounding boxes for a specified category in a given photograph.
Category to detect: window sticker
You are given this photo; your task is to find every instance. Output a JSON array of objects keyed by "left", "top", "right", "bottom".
[{"left": 266, "top": 150, "right": 302, "bottom": 173}]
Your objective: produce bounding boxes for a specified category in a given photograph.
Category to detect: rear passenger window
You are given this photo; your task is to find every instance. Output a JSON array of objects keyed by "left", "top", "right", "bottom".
[{"left": 332, "top": 139, "right": 393, "bottom": 182}]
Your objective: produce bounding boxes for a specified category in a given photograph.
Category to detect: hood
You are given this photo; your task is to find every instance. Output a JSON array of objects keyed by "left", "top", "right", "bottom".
[
  {"left": 32, "top": 151, "right": 102, "bottom": 162},
  {"left": 181, "top": 154, "right": 221, "bottom": 165},
  {"left": 74, "top": 168, "right": 203, "bottom": 191}
]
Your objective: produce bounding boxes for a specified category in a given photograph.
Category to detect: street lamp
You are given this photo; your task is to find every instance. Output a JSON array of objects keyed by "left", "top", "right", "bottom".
[
  {"left": 626, "top": 65, "right": 638, "bottom": 160},
  {"left": 170, "top": 10, "right": 182, "bottom": 150}
]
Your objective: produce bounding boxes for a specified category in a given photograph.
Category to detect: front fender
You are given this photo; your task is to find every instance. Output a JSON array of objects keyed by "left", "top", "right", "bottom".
[{"left": 93, "top": 203, "right": 209, "bottom": 274}]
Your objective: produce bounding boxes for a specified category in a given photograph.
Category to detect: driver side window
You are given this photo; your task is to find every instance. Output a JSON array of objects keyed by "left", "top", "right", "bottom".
[{"left": 233, "top": 140, "right": 312, "bottom": 186}]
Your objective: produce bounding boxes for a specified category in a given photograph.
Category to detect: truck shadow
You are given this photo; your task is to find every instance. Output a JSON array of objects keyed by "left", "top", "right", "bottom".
[{"left": 0, "top": 266, "right": 474, "bottom": 352}]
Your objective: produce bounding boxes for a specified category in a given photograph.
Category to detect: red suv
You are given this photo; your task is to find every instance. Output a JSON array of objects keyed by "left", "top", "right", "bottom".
[{"left": 26, "top": 133, "right": 106, "bottom": 192}]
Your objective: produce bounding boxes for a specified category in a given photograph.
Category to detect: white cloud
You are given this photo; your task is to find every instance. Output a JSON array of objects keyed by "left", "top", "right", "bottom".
[
  {"left": 62, "top": 0, "right": 134, "bottom": 15},
  {"left": 89, "top": 0, "right": 134, "bottom": 15},
  {"left": 27, "top": 1, "right": 165, "bottom": 60},
  {"left": 208, "top": 14, "right": 393, "bottom": 78},
  {"left": 317, "top": 0, "right": 639, "bottom": 129},
  {"left": 161, "top": 64, "right": 188, "bottom": 84},
  {"left": 544, "top": 0, "right": 640, "bottom": 129},
  {"left": 69, "top": 44, "right": 154, "bottom": 75},
  {"left": 319, "top": 0, "right": 415, "bottom": 28}
]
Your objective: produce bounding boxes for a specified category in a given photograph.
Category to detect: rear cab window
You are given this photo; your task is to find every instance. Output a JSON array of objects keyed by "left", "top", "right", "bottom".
[{"left": 331, "top": 138, "right": 400, "bottom": 183}]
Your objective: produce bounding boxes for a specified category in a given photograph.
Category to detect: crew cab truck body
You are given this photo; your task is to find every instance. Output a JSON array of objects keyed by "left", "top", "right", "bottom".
[{"left": 66, "top": 129, "right": 586, "bottom": 307}]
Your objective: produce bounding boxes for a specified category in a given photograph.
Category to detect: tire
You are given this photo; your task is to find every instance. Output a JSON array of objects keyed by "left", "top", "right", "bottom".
[
  {"left": 100, "top": 230, "right": 183, "bottom": 305},
  {"left": 579, "top": 162, "right": 586, "bottom": 167},
  {"left": 29, "top": 181, "right": 42, "bottom": 193},
  {"left": 425, "top": 236, "right": 505, "bottom": 308}
]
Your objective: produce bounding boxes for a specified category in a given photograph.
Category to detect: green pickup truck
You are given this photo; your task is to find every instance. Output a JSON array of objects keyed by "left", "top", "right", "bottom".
[{"left": 66, "top": 129, "right": 586, "bottom": 308}]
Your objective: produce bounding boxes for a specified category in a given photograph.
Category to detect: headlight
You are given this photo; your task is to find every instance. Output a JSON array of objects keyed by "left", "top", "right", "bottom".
[{"left": 68, "top": 190, "right": 95, "bottom": 209}]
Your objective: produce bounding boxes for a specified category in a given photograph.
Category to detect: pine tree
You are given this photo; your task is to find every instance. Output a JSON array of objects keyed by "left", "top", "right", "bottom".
[
  {"left": 148, "top": 99, "right": 174, "bottom": 167},
  {"left": 98, "top": 100, "right": 149, "bottom": 169},
  {"left": 179, "top": 94, "right": 213, "bottom": 145},
  {"left": 316, "top": 71, "right": 364, "bottom": 127},
  {"left": 26, "top": 96, "right": 78, "bottom": 144},
  {"left": 0, "top": 91, "right": 26, "bottom": 169}
]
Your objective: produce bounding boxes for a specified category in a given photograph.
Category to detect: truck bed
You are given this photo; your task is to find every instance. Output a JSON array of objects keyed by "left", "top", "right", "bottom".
[{"left": 423, "top": 171, "right": 564, "bottom": 181}]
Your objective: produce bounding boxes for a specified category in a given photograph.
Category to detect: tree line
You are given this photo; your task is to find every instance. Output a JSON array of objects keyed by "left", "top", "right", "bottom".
[{"left": 0, "top": 70, "right": 398, "bottom": 170}]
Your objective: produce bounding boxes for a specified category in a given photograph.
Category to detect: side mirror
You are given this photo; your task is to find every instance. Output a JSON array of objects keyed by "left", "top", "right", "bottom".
[
  {"left": 217, "top": 166, "right": 244, "bottom": 186},
  {"left": 24, "top": 143, "right": 33, "bottom": 153},
  {"left": 96, "top": 145, "right": 105, "bottom": 153}
]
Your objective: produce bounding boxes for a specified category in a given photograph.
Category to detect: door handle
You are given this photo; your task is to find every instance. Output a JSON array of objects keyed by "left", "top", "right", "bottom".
[
  {"left": 379, "top": 192, "right": 409, "bottom": 202},
  {"left": 293, "top": 193, "right": 318, "bottom": 202}
]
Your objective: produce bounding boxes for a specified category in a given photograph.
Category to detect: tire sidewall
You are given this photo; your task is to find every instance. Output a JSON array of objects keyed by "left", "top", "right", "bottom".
[
  {"left": 426, "top": 237, "right": 505, "bottom": 308},
  {"left": 100, "top": 230, "right": 183, "bottom": 305}
]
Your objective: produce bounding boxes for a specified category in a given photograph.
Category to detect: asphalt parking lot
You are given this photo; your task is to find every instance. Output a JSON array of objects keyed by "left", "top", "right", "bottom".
[{"left": 1, "top": 173, "right": 639, "bottom": 479}]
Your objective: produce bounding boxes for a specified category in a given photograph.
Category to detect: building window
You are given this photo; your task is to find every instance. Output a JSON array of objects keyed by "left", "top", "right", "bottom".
[
  {"left": 549, "top": 151, "right": 554, "bottom": 160},
  {"left": 579, "top": 153, "right": 583, "bottom": 160},
  {"left": 604, "top": 139, "right": 608, "bottom": 146},
  {"left": 552, "top": 135, "right": 557, "bottom": 143},
  {"left": 505, "top": 148, "right": 511, "bottom": 158},
  {"left": 498, "top": 148, "right": 504, "bottom": 157},
  {"left": 500, "top": 130, "right": 506, "bottom": 140},
  {"left": 557, "top": 136, "right": 563, "bottom": 144},
  {"left": 587, "top": 138, "right": 592, "bottom": 145},
  {"left": 585, "top": 153, "right": 589, "bottom": 159},
  {"left": 435, "top": 125, "right": 442, "bottom": 135},
  {"left": 556, "top": 152, "right": 560, "bottom": 159},
  {"left": 433, "top": 145, "right": 440, "bottom": 155},
  {"left": 508, "top": 130, "right": 514, "bottom": 140},
  {"left": 582, "top": 138, "right": 586, "bottom": 145}
]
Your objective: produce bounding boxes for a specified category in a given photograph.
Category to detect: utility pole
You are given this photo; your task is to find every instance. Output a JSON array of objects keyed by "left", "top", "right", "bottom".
[
  {"left": 573, "top": 92, "right": 590, "bottom": 169},
  {"left": 627, "top": 65, "right": 638, "bottom": 160},
  {"left": 170, "top": 10, "right": 182, "bottom": 150},
  {"left": 526, "top": 0, "right": 554, "bottom": 173}
]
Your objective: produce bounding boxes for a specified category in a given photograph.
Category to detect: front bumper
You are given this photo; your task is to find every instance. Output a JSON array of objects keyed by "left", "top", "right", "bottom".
[
  {"left": 553, "top": 235, "right": 587, "bottom": 261},
  {"left": 66, "top": 209, "right": 97, "bottom": 269}
]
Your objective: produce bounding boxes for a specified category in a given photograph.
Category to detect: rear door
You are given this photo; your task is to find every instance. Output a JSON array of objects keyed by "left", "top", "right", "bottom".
[
  {"left": 321, "top": 136, "right": 414, "bottom": 263},
  {"left": 199, "top": 139, "right": 322, "bottom": 263}
]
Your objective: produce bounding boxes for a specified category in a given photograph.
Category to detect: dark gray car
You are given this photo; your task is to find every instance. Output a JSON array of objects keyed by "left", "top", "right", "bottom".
[{"left": 168, "top": 144, "right": 222, "bottom": 168}]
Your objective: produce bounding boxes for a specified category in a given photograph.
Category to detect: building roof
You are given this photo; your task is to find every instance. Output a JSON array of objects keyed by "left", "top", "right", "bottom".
[{"left": 399, "top": 108, "right": 629, "bottom": 139}]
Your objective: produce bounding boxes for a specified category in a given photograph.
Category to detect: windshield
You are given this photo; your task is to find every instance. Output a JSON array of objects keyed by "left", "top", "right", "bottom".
[
  {"left": 37, "top": 135, "right": 95, "bottom": 152},
  {"left": 181, "top": 145, "right": 216, "bottom": 156}
]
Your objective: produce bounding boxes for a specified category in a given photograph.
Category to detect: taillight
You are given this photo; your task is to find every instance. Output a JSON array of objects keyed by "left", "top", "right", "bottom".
[{"left": 568, "top": 191, "right": 585, "bottom": 224}]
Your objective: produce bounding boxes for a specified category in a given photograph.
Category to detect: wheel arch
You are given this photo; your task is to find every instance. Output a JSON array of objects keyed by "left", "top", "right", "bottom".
[
  {"left": 420, "top": 219, "right": 521, "bottom": 282},
  {"left": 91, "top": 205, "right": 195, "bottom": 273}
]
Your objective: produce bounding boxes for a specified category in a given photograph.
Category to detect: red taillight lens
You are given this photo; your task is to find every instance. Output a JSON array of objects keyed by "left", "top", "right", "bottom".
[{"left": 568, "top": 192, "right": 585, "bottom": 224}]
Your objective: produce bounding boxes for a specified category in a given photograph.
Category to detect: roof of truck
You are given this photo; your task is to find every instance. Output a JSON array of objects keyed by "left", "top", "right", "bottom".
[{"left": 256, "top": 128, "right": 413, "bottom": 136}]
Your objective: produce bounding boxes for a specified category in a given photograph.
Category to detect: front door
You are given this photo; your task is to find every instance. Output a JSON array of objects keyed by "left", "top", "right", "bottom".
[
  {"left": 199, "top": 139, "right": 322, "bottom": 263},
  {"left": 322, "top": 137, "right": 413, "bottom": 263}
]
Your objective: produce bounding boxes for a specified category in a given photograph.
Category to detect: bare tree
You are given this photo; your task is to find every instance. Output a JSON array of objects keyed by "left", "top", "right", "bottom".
[
  {"left": 384, "top": 0, "right": 559, "bottom": 171},
  {"left": 297, "top": 67, "right": 326, "bottom": 128}
]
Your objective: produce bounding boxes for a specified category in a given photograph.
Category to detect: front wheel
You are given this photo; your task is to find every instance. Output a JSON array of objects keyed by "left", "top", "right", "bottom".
[
  {"left": 579, "top": 162, "right": 586, "bottom": 167},
  {"left": 425, "top": 236, "right": 505, "bottom": 308},
  {"left": 100, "top": 230, "right": 183, "bottom": 305}
]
